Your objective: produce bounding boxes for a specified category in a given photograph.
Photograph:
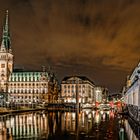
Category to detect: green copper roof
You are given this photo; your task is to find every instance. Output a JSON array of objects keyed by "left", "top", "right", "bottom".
[{"left": 9, "top": 71, "right": 49, "bottom": 82}]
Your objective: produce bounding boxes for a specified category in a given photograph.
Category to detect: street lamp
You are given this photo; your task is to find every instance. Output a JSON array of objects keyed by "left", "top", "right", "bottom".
[{"left": 75, "top": 78, "right": 79, "bottom": 110}]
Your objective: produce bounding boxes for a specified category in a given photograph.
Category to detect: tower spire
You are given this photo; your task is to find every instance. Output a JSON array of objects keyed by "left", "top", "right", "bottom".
[{"left": 0, "top": 10, "right": 11, "bottom": 52}]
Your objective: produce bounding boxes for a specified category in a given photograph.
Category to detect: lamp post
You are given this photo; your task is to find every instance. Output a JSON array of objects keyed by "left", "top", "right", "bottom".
[
  {"left": 76, "top": 78, "right": 79, "bottom": 110},
  {"left": 75, "top": 77, "right": 80, "bottom": 140}
]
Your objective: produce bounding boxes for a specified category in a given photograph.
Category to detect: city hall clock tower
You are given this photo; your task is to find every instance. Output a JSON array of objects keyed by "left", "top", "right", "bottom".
[{"left": 0, "top": 10, "right": 13, "bottom": 92}]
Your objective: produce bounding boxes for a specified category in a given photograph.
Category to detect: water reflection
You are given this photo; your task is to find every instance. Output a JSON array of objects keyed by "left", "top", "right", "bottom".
[
  {"left": 0, "top": 110, "right": 118, "bottom": 140},
  {"left": 0, "top": 109, "right": 136, "bottom": 140}
]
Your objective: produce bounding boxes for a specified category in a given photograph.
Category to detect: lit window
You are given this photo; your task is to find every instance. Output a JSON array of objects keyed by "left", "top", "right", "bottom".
[{"left": 1, "top": 64, "right": 5, "bottom": 68}]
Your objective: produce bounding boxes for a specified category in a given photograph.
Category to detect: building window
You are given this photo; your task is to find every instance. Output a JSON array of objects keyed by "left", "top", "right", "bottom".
[
  {"left": 36, "top": 89, "right": 38, "bottom": 93},
  {"left": 1, "top": 64, "right": 5, "bottom": 68}
]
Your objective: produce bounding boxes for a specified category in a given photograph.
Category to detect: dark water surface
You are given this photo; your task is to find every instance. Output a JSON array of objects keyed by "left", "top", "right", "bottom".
[{"left": 0, "top": 110, "right": 139, "bottom": 140}]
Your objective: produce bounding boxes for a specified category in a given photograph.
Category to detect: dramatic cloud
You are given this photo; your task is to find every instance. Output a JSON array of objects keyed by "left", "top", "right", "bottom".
[{"left": 0, "top": 0, "right": 140, "bottom": 92}]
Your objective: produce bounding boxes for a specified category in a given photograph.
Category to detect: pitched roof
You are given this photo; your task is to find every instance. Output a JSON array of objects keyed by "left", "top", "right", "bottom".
[{"left": 62, "top": 76, "right": 95, "bottom": 85}]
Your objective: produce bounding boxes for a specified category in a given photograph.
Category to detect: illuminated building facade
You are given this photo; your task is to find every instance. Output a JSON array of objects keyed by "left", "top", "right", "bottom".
[
  {"left": 61, "top": 76, "right": 95, "bottom": 104},
  {"left": 124, "top": 62, "right": 140, "bottom": 123},
  {"left": 8, "top": 71, "right": 58, "bottom": 103},
  {"left": 94, "top": 87, "right": 108, "bottom": 103},
  {"left": 94, "top": 87, "right": 103, "bottom": 103},
  {"left": 0, "top": 11, "right": 58, "bottom": 103}
]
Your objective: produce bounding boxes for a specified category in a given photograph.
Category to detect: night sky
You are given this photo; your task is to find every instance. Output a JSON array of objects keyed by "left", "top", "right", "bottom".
[{"left": 0, "top": 0, "right": 140, "bottom": 93}]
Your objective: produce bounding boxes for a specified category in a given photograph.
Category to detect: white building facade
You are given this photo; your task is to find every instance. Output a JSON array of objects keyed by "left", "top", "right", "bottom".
[
  {"left": 124, "top": 62, "right": 140, "bottom": 123},
  {"left": 61, "top": 76, "right": 95, "bottom": 104},
  {"left": 8, "top": 71, "right": 50, "bottom": 103}
]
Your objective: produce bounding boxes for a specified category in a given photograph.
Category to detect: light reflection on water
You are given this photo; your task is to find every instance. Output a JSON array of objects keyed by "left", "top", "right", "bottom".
[{"left": 0, "top": 110, "right": 138, "bottom": 140}]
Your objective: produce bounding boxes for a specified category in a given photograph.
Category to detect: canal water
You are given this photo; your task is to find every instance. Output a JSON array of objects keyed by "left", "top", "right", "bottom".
[{"left": 0, "top": 110, "right": 139, "bottom": 140}]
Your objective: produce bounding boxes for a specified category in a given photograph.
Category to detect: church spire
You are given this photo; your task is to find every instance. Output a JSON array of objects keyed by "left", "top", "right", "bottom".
[{"left": 0, "top": 10, "right": 11, "bottom": 52}]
